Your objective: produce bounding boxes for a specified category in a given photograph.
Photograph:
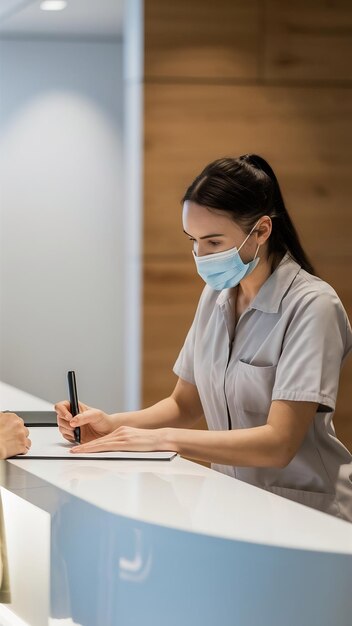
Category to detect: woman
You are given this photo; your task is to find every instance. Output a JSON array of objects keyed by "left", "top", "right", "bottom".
[{"left": 56, "top": 154, "right": 352, "bottom": 522}]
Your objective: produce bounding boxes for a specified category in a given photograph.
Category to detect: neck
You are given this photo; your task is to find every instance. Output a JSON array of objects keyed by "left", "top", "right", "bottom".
[{"left": 237, "top": 254, "right": 274, "bottom": 304}]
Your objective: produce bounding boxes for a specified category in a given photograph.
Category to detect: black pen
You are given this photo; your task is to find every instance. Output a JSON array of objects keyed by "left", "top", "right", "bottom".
[{"left": 67, "top": 370, "right": 80, "bottom": 443}]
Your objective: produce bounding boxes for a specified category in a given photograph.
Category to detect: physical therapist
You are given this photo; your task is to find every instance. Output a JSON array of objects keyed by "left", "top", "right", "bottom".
[{"left": 56, "top": 154, "right": 352, "bottom": 522}]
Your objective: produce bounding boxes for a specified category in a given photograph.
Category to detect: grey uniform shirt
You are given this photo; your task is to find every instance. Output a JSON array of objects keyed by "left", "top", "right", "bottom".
[{"left": 173, "top": 253, "right": 352, "bottom": 521}]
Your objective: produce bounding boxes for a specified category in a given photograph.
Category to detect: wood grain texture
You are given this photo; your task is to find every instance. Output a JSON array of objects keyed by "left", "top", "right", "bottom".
[
  {"left": 263, "top": 0, "right": 352, "bottom": 81},
  {"left": 144, "top": 83, "right": 352, "bottom": 259},
  {"left": 145, "top": 0, "right": 261, "bottom": 80}
]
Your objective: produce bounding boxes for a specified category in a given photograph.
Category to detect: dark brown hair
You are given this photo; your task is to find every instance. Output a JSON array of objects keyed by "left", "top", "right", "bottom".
[{"left": 182, "top": 154, "right": 315, "bottom": 274}]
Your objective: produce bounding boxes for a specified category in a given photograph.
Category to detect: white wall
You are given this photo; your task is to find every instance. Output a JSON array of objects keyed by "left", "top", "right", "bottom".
[{"left": 0, "top": 38, "right": 127, "bottom": 413}]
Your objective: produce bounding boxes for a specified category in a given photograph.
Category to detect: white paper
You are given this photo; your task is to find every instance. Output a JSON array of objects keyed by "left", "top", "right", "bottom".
[{"left": 14, "top": 427, "right": 177, "bottom": 461}]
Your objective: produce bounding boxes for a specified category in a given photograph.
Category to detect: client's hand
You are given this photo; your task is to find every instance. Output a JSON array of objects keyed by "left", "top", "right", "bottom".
[
  {"left": 55, "top": 401, "right": 113, "bottom": 444},
  {"left": 70, "top": 426, "right": 170, "bottom": 454},
  {"left": 0, "top": 412, "right": 31, "bottom": 458}
]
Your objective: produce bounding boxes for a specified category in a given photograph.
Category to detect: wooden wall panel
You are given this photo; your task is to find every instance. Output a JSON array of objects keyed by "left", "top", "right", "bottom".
[
  {"left": 145, "top": 0, "right": 261, "bottom": 80},
  {"left": 143, "top": 0, "right": 352, "bottom": 451},
  {"left": 144, "top": 84, "right": 352, "bottom": 259},
  {"left": 264, "top": 0, "right": 352, "bottom": 81},
  {"left": 335, "top": 360, "right": 352, "bottom": 444}
]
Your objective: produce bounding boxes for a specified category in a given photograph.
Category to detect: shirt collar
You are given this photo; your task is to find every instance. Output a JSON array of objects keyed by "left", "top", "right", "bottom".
[{"left": 216, "top": 252, "right": 301, "bottom": 313}]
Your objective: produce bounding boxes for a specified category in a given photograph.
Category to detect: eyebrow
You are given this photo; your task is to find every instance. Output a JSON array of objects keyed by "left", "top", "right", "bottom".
[{"left": 183, "top": 229, "right": 225, "bottom": 240}]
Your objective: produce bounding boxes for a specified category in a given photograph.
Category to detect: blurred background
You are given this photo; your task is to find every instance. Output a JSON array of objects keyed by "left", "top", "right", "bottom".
[
  {"left": 0, "top": 1, "right": 351, "bottom": 450},
  {"left": 0, "top": 0, "right": 143, "bottom": 413}
]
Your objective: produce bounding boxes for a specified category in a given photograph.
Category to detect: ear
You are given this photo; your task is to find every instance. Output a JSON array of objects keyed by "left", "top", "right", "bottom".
[{"left": 256, "top": 216, "right": 272, "bottom": 245}]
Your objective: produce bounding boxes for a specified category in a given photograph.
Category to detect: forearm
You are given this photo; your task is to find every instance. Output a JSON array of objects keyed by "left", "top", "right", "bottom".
[
  {"left": 110, "top": 396, "right": 202, "bottom": 431},
  {"left": 164, "top": 424, "right": 287, "bottom": 468}
]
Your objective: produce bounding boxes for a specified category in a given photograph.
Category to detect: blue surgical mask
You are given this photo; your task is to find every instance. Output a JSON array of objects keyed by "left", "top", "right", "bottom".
[{"left": 193, "top": 221, "right": 260, "bottom": 290}]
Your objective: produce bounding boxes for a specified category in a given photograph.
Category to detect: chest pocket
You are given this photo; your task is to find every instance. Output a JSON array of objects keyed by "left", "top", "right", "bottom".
[{"left": 234, "top": 361, "right": 277, "bottom": 421}]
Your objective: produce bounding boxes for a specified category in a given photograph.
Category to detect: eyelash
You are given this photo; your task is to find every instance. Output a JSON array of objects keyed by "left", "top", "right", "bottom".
[{"left": 188, "top": 238, "right": 221, "bottom": 247}]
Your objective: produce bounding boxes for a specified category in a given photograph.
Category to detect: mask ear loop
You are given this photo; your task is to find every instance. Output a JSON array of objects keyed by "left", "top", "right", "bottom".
[
  {"left": 238, "top": 219, "right": 261, "bottom": 253},
  {"left": 252, "top": 219, "right": 262, "bottom": 261}
]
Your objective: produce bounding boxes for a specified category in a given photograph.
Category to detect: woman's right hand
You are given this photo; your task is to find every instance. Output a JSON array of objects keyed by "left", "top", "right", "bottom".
[{"left": 55, "top": 401, "right": 113, "bottom": 444}]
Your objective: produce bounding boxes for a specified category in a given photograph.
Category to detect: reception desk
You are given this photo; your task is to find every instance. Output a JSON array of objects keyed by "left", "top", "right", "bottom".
[{"left": 0, "top": 382, "right": 351, "bottom": 626}]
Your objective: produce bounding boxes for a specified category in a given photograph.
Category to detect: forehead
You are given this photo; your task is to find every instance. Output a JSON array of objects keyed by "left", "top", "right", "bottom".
[{"left": 182, "top": 201, "right": 243, "bottom": 236}]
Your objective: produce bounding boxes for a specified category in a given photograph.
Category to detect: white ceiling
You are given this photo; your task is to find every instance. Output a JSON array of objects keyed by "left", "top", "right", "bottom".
[{"left": 0, "top": 0, "right": 124, "bottom": 37}]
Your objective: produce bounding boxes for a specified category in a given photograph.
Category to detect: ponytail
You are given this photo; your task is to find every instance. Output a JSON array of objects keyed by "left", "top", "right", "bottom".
[{"left": 246, "top": 155, "right": 316, "bottom": 274}]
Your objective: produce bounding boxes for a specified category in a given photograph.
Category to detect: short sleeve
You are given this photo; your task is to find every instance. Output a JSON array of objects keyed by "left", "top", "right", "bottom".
[
  {"left": 272, "top": 290, "right": 349, "bottom": 412},
  {"left": 172, "top": 324, "right": 197, "bottom": 385},
  {"left": 172, "top": 286, "right": 209, "bottom": 385}
]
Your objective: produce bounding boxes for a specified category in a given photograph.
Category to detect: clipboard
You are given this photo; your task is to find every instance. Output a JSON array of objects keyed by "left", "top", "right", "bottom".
[
  {"left": 12, "top": 427, "right": 178, "bottom": 461},
  {"left": 3, "top": 411, "right": 57, "bottom": 426}
]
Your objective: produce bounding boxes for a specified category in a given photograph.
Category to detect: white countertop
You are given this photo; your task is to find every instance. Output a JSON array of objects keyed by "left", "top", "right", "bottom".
[
  {"left": 0, "top": 381, "right": 54, "bottom": 411},
  {"left": 2, "top": 381, "right": 352, "bottom": 555}
]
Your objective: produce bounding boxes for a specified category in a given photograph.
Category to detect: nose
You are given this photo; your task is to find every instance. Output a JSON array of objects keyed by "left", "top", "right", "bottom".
[{"left": 194, "top": 242, "right": 208, "bottom": 257}]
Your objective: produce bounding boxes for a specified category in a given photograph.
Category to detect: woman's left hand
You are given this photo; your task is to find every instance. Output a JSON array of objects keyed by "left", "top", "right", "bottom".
[{"left": 70, "top": 426, "right": 173, "bottom": 454}]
